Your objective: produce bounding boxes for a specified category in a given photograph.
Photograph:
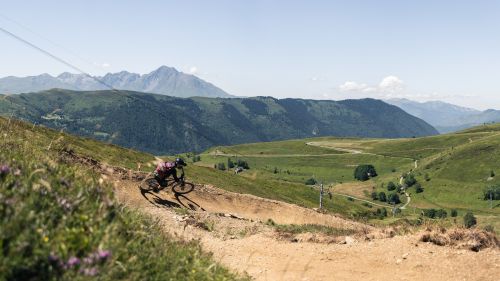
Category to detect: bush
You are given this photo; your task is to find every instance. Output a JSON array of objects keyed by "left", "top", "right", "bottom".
[
  {"left": 387, "top": 181, "right": 396, "bottom": 191},
  {"left": 483, "top": 185, "right": 500, "bottom": 200},
  {"left": 490, "top": 170, "right": 495, "bottom": 177},
  {"left": 388, "top": 193, "right": 401, "bottom": 204},
  {"left": 378, "top": 192, "right": 387, "bottom": 202},
  {"left": 273, "top": 167, "right": 278, "bottom": 174},
  {"left": 415, "top": 183, "right": 424, "bottom": 193},
  {"left": 424, "top": 173, "right": 431, "bottom": 181},
  {"left": 381, "top": 208, "right": 388, "bottom": 217},
  {"left": 451, "top": 209, "right": 458, "bottom": 217},
  {"left": 376, "top": 208, "right": 388, "bottom": 219},
  {"left": 305, "top": 178, "right": 317, "bottom": 185},
  {"left": 422, "top": 208, "right": 447, "bottom": 219},
  {"left": 217, "top": 162, "right": 226, "bottom": 171},
  {"left": 483, "top": 225, "right": 495, "bottom": 233},
  {"left": 227, "top": 158, "right": 234, "bottom": 169},
  {"left": 370, "top": 191, "right": 378, "bottom": 200},
  {"left": 404, "top": 173, "right": 417, "bottom": 187},
  {"left": 191, "top": 155, "right": 201, "bottom": 162},
  {"left": 362, "top": 202, "right": 372, "bottom": 208},
  {"left": 435, "top": 209, "right": 447, "bottom": 219},
  {"left": 236, "top": 159, "right": 250, "bottom": 169},
  {"left": 354, "top": 164, "right": 377, "bottom": 181},
  {"left": 463, "top": 211, "right": 477, "bottom": 228}
]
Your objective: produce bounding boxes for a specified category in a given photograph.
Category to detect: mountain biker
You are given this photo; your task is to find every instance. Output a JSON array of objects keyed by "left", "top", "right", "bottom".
[{"left": 154, "top": 158, "right": 187, "bottom": 187}]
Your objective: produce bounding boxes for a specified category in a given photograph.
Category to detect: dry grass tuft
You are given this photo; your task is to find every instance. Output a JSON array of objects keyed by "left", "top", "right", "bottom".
[{"left": 419, "top": 227, "right": 499, "bottom": 251}]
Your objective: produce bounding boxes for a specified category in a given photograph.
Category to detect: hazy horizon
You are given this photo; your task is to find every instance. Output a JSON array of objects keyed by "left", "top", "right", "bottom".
[{"left": 1, "top": 0, "right": 499, "bottom": 110}]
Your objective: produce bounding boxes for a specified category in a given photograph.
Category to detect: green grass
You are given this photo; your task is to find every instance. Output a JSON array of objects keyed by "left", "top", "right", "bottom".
[
  {"left": 195, "top": 125, "right": 500, "bottom": 228},
  {"left": 0, "top": 117, "right": 246, "bottom": 281},
  {"left": 265, "top": 220, "right": 357, "bottom": 237}
]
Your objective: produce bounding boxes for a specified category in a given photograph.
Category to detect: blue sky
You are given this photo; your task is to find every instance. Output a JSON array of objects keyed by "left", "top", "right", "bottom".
[{"left": 1, "top": 0, "right": 499, "bottom": 109}]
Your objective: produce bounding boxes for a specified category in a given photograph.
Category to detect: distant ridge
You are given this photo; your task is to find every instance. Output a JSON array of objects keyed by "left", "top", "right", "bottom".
[
  {"left": 0, "top": 89, "right": 438, "bottom": 154},
  {"left": 385, "top": 98, "right": 500, "bottom": 133},
  {"left": 0, "top": 66, "right": 233, "bottom": 98}
]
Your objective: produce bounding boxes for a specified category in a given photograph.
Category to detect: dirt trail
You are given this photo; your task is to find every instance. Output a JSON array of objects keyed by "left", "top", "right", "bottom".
[
  {"left": 109, "top": 175, "right": 499, "bottom": 281},
  {"left": 60, "top": 149, "right": 499, "bottom": 281}
]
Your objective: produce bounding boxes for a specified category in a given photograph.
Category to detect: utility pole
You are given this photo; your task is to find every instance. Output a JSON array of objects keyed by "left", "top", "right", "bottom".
[{"left": 319, "top": 182, "right": 324, "bottom": 209}]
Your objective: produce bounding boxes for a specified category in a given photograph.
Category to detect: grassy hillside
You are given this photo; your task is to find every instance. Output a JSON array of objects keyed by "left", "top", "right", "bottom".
[
  {"left": 0, "top": 89, "right": 438, "bottom": 155},
  {"left": 0, "top": 116, "right": 246, "bottom": 280},
  {"left": 195, "top": 124, "right": 500, "bottom": 228}
]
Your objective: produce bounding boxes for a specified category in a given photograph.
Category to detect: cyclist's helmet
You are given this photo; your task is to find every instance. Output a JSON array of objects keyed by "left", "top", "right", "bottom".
[{"left": 175, "top": 158, "right": 187, "bottom": 167}]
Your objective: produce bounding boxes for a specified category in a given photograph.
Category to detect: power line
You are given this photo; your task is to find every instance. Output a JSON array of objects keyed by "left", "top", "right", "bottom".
[
  {"left": 0, "top": 24, "right": 225, "bottom": 148},
  {"left": 0, "top": 25, "right": 114, "bottom": 90},
  {"left": 0, "top": 13, "right": 102, "bottom": 73}
]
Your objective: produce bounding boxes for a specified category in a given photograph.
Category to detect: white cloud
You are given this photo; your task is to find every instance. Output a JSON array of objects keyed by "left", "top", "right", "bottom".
[
  {"left": 338, "top": 75, "right": 405, "bottom": 96},
  {"left": 339, "top": 81, "right": 369, "bottom": 92},
  {"left": 378, "top": 75, "right": 404, "bottom": 93}
]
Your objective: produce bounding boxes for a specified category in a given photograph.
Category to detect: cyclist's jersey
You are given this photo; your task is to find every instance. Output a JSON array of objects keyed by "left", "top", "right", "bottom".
[{"left": 155, "top": 162, "right": 176, "bottom": 178}]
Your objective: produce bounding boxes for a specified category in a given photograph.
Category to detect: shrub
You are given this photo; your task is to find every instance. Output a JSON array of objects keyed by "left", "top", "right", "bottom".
[
  {"left": 388, "top": 193, "right": 401, "bottom": 204},
  {"left": 483, "top": 185, "right": 500, "bottom": 200},
  {"left": 273, "top": 167, "right": 278, "bottom": 174},
  {"left": 435, "top": 209, "right": 447, "bottom": 219},
  {"left": 305, "top": 178, "right": 317, "bottom": 185},
  {"left": 483, "top": 225, "right": 495, "bottom": 233},
  {"left": 217, "top": 162, "right": 226, "bottom": 171},
  {"left": 381, "top": 208, "right": 388, "bottom": 217},
  {"left": 362, "top": 202, "right": 372, "bottom": 208},
  {"left": 424, "top": 173, "right": 431, "bottom": 181},
  {"left": 370, "top": 191, "right": 378, "bottom": 200},
  {"left": 463, "top": 211, "right": 477, "bottom": 228},
  {"left": 423, "top": 208, "right": 436, "bottom": 218},
  {"left": 404, "top": 173, "right": 417, "bottom": 187},
  {"left": 354, "top": 164, "right": 377, "bottom": 181},
  {"left": 415, "top": 183, "right": 424, "bottom": 193},
  {"left": 387, "top": 181, "right": 396, "bottom": 191},
  {"left": 227, "top": 158, "right": 235, "bottom": 169},
  {"left": 423, "top": 208, "right": 447, "bottom": 219},
  {"left": 451, "top": 209, "right": 458, "bottom": 217},
  {"left": 347, "top": 196, "right": 354, "bottom": 201},
  {"left": 236, "top": 159, "right": 250, "bottom": 169},
  {"left": 378, "top": 192, "right": 387, "bottom": 202},
  {"left": 191, "top": 155, "right": 201, "bottom": 162},
  {"left": 376, "top": 208, "right": 388, "bottom": 219},
  {"left": 490, "top": 170, "right": 495, "bottom": 177}
]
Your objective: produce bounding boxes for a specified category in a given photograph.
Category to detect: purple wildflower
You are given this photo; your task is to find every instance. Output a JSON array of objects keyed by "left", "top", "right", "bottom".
[
  {"left": 66, "top": 256, "right": 80, "bottom": 268},
  {"left": 0, "top": 164, "right": 9, "bottom": 179},
  {"left": 97, "top": 250, "right": 111, "bottom": 261}
]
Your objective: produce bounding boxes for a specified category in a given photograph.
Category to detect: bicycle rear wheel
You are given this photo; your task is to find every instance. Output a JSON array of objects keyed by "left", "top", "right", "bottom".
[{"left": 139, "top": 177, "right": 161, "bottom": 192}]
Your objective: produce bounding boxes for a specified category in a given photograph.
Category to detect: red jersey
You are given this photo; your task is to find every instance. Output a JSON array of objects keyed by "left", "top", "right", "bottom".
[{"left": 155, "top": 161, "right": 176, "bottom": 178}]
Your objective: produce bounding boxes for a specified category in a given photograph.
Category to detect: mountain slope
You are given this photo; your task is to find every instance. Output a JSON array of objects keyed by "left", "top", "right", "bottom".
[
  {"left": 385, "top": 98, "right": 500, "bottom": 133},
  {"left": 385, "top": 98, "right": 479, "bottom": 132},
  {"left": 0, "top": 89, "right": 438, "bottom": 154},
  {"left": 0, "top": 66, "right": 233, "bottom": 98},
  {"left": 0, "top": 116, "right": 244, "bottom": 281}
]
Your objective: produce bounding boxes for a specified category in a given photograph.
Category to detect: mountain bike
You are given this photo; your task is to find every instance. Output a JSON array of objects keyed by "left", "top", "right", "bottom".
[{"left": 139, "top": 167, "right": 194, "bottom": 194}]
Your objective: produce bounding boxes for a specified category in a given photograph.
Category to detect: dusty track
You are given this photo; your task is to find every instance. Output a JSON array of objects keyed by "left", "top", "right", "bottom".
[
  {"left": 61, "top": 150, "right": 500, "bottom": 281},
  {"left": 107, "top": 172, "right": 499, "bottom": 281}
]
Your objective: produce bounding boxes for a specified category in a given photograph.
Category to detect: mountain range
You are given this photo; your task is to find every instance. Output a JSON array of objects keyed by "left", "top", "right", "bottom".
[
  {"left": 385, "top": 98, "right": 500, "bottom": 133},
  {"left": 0, "top": 89, "right": 438, "bottom": 154},
  {"left": 0, "top": 66, "right": 233, "bottom": 98}
]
